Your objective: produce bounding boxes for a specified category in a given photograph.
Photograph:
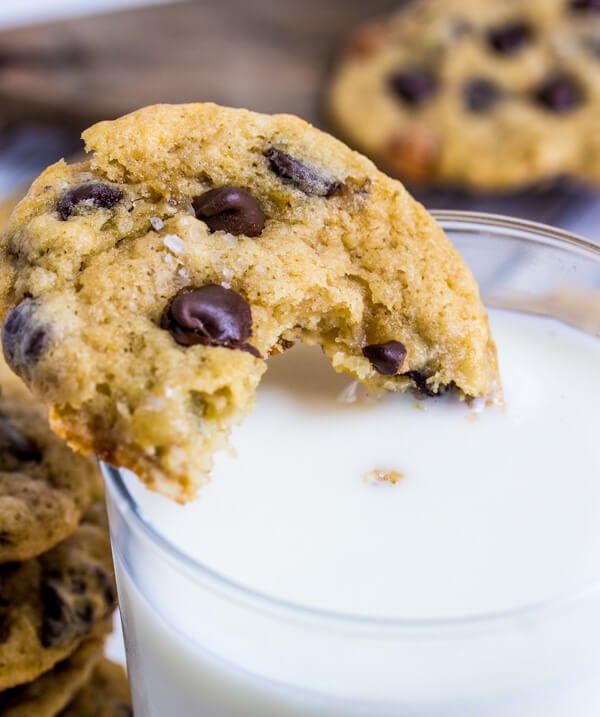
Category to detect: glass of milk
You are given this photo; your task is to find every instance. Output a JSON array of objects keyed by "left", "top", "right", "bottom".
[{"left": 101, "top": 212, "right": 600, "bottom": 717}]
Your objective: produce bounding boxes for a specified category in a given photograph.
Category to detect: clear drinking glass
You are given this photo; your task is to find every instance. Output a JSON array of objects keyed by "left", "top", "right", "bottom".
[{"left": 101, "top": 212, "right": 600, "bottom": 717}]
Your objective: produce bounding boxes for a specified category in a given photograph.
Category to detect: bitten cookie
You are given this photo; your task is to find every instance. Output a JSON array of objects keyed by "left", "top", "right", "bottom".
[
  {"left": 59, "top": 660, "right": 131, "bottom": 717},
  {"left": 0, "top": 636, "right": 104, "bottom": 717},
  {"left": 0, "top": 356, "right": 104, "bottom": 563},
  {"left": 0, "top": 103, "right": 498, "bottom": 502},
  {"left": 328, "top": 0, "right": 600, "bottom": 191},
  {"left": 0, "top": 504, "right": 116, "bottom": 691}
]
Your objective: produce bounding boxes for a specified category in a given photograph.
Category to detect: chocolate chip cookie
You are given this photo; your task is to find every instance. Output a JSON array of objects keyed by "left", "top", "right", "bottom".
[
  {"left": 0, "top": 504, "right": 115, "bottom": 691},
  {"left": 0, "top": 103, "right": 498, "bottom": 502},
  {"left": 0, "top": 356, "right": 103, "bottom": 563},
  {"left": 328, "top": 0, "right": 600, "bottom": 190},
  {"left": 59, "top": 660, "right": 131, "bottom": 717},
  {"left": 0, "top": 636, "right": 104, "bottom": 717}
]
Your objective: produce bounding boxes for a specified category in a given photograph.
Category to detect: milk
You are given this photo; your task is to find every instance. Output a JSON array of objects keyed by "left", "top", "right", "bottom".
[{"left": 105, "top": 309, "right": 600, "bottom": 716}]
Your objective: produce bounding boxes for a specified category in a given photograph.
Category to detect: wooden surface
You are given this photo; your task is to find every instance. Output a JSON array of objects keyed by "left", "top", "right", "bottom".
[{"left": 0, "top": 0, "right": 398, "bottom": 128}]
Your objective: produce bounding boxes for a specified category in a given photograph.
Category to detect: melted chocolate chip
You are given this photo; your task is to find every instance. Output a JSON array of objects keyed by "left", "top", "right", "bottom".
[
  {"left": 57, "top": 182, "right": 123, "bottom": 221},
  {"left": 193, "top": 186, "right": 265, "bottom": 237},
  {"left": 534, "top": 74, "right": 583, "bottom": 113},
  {"left": 487, "top": 21, "right": 533, "bottom": 55},
  {"left": 570, "top": 0, "right": 600, "bottom": 10},
  {"left": 2, "top": 299, "right": 49, "bottom": 377},
  {"left": 464, "top": 78, "right": 503, "bottom": 112},
  {"left": 41, "top": 564, "right": 115, "bottom": 649},
  {"left": 0, "top": 415, "right": 42, "bottom": 465},
  {"left": 363, "top": 341, "right": 407, "bottom": 376},
  {"left": 162, "top": 285, "right": 259, "bottom": 355},
  {"left": 265, "top": 147, "right": 342, "bottom": 197},
  {"left": 388, "top": 68, "right": 438, "bottom": 106}
]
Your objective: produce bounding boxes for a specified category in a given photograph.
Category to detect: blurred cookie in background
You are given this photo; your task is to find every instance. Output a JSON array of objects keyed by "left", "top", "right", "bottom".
[
  {"left": 0, "top": 503, "right": 116, "bottom": 692},
  {"left": 0, "top": 353, "right": 104, "bottom": 564},
  {"left": 328, "top": 0, "right": 600, "bottom": 192},
  {"left": 0, "top": 635, "right": 105, "bottom": 717}
]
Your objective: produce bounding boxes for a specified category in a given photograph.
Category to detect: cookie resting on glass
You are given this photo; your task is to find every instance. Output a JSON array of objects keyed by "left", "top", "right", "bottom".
[{"left": 0, "top": 103, "right": 498, "bottom": 502}]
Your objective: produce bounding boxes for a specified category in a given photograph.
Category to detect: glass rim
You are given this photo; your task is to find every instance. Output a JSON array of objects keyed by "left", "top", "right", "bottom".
[{"left": 101, "top": 210, "right": 600, "bottom": 635}]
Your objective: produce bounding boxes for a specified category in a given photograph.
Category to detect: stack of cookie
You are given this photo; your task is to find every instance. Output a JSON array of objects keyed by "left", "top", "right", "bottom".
[{"left": 0, "top": 356, "right": 131, "bottom": 716}]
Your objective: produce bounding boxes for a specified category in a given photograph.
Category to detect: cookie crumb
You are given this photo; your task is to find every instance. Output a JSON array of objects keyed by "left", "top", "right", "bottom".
[{"left": 363, "top": 468, "right": 405, "bottom": 485}]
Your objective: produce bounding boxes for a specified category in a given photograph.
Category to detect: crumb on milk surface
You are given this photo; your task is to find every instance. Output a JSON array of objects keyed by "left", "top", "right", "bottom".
[{"left": 363, "top": 469, "right": 405, "bottom": 485}]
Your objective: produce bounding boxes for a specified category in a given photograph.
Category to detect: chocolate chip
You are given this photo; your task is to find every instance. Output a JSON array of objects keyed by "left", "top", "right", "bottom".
[
  {"left": 0, "top": 415, "right": 42, "bottom": 466},
  {"left": 487, "top": 21, "right": 533, "bottom": 55},
  {"left": 2, "top": 299, "right": 49, "bottom": 377},
  {"left": 464, "top": 78, "right": 503, "bottom": 112},
  {"left": 388, "top": 68, "right": 438, "bottom": 106},
  {"left": 41, "top": 578, "right": 86, "bottom": 648},
  {"left": 570, "top": 0, "right": 600, "bottom": 10},
  {"left": 57, "top": 182, "right": 123, "bottom": 221},
  {"left": 363, "top": 341, "right": 407, "bottom": 376},
  {"left": 404, "top": 370, "right": 447, "bottom": 397},
  {"left": 162, "top": 285, "right": 260, "bottom": 356},
  {"left": 193, "top": 186, "right": 265, "bottom": 237},
  {"left": 40, "top": 564, "right": 115, "bottom": 649},
  {"left": 533, "top": 74, "right": 583, "bottom": 113},
  {"left": 265, "top": 147, "right": 342, "bottom": 197}
]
